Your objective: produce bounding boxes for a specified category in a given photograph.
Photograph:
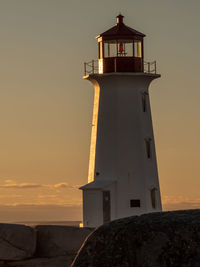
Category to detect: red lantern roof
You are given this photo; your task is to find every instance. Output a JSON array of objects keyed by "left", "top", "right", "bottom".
[{"left": 97, "top": 14, "right": 145, "bottom": 40}]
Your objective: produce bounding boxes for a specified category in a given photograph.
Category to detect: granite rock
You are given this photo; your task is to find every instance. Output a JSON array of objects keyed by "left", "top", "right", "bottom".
[
  {"left": 8, "top": 256, "right": 73, "bottom": 267},
  {"left": 72, "top": 210, "right": 200, "bottom": 267},
  {"left": 0, "top": 224, "right": 36, "bottom": 261},
  {"left": 35, "top": 225, "right": 93, "bottom": 257}
]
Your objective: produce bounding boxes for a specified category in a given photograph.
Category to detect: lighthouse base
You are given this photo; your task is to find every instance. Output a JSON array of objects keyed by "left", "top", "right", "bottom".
[{"left": 80, "top": 179, "right": 161, "bottom": 228}]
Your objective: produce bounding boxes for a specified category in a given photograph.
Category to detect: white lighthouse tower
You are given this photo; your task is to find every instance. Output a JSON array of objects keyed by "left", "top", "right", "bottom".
[{"left": 80, "top": 14, "right": 162, "bottom": 228}]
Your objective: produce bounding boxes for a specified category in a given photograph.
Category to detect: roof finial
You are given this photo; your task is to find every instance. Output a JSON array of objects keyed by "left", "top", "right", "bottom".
[{"left": 116, "top": 14, "right": 124, "bottom": 24}]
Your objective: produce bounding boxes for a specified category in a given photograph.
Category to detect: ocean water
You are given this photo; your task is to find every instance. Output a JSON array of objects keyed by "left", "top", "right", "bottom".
[{"left": 13, "top": 221, "right": 81, "bottom": 227}]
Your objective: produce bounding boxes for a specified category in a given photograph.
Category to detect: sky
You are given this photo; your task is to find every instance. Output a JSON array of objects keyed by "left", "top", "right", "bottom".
[{"left": 0, "top": 0, "right": 200, "bottom": 222}]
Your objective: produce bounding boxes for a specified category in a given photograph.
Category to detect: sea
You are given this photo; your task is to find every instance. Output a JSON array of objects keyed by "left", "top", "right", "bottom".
[{"left": 12, "top": 221, "right": 81, "bottom": 227}]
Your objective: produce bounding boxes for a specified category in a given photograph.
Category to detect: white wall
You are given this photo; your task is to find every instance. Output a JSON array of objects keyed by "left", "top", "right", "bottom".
[{"left": 83, "top": 73, "right": 162, "bottom": 227}]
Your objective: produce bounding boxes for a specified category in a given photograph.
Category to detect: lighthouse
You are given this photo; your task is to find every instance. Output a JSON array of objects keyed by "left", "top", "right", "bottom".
[{"left": 80, "top": 14, "right": 162, "bottom": 228}]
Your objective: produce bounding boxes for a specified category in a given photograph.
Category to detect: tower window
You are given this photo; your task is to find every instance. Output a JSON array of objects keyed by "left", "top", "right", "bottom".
[
  {"left": 145, "top": 138, "right": 152, "bottom": 158},
  {"left": 151, "top": 188, "right": 156, "bottom": 209},
  {"left": 141, "top": 92, "right": 148, "bottom": 112},
  {"left": 130, "top": 199, "right": 140, "bottom": 207}
]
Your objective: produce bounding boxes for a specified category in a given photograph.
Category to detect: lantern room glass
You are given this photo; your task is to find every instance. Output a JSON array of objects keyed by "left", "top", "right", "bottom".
[
  {"left": 102, "top": 40, "right": 142, "bottom": 58},
  {"left": 134, "top": 41, "right": 142, "bottom": 58}
]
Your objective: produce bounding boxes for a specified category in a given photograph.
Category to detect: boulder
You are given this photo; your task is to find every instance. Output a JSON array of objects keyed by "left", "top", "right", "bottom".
[
  {"left": 72, "top": 210, "right": 200, "bottom": 267},
  {"left": 35, "top": 225, "right": 93, "bottom": 257},
  {"left": 8, "top": 256, "right": 72, "bottom": 267},
  {"left": 0, "top": 223, "right": 36, "bottom": 261}
]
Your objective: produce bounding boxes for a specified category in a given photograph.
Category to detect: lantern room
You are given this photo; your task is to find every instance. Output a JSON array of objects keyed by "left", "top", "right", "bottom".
[{"left": 97, "top": 14, "right": 145, "bottom": 73}]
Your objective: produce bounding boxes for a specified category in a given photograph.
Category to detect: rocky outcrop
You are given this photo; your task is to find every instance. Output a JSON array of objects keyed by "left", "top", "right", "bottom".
[
  {"left": 0, "top": 224, "right": 36, "bottom": 261},
  {"left": 0, "top": 225, "right": 93, "bottom": 267},
  {"left": 35, "top": 225, "right": 92, "bottom": 258},
  {"left": 72, "top": 210, "right": 200, "bottom": 267},
  {"left": 8, "top": 256, "right": 73, "bottom": 267}
]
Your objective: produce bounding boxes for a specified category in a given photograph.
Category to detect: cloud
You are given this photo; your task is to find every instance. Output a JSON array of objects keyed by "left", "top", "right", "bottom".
[
  {"left": 4, "top": 179, "right": 15, "bottom": 184},
  {"left": 162, "top": 195, "right": 200, "bottom": 211},
  {"left": 0, "top": 180, "right": 79, "bottom": 190},
  {"left": 162, "top": 195, "right": 200, "bottom": 204},
  {"left": 54, "top": 182, "right": 71, "bottom": 189},
  {"left": 53, "top": 182, "right": 81, "bottom": 190},
  {"left": 0, "top": 179, "right": 82, "bottom": 207},
  {"left": 0, "top": 183, "right": 42, "bottom": 189}
]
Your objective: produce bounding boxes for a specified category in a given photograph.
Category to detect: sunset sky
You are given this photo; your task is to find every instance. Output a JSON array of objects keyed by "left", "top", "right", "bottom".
[{"left": 0, "top": 0, "right": 200, "bottom": 222}]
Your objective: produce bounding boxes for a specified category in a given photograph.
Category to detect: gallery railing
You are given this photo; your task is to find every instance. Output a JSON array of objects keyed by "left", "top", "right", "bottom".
[
  {"left": 84, "top": 60, "right": 99, "bottom": 76},
  {"left": 84, "top": 59, "right": 157, "bottom": 75},
  {"left": 143, "top": 61, "right": 157, "bottom": 74}
]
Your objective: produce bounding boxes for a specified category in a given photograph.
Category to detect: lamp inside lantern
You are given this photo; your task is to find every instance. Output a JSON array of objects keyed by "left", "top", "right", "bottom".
[{"left": 119, "top": 42, "right": 125, "bottom": 55}]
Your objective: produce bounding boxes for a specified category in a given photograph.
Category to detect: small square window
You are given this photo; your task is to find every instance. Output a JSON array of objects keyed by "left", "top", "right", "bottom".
[{"left": 130, "top": 199, "right": 140, "bottom": 207}]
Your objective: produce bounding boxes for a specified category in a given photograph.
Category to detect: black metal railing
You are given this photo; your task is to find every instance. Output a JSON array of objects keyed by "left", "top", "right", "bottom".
[
  {"left": 84, "top": 60, "right": 99, "bottom": 76},
  {"left": 84, "top": 59, "right": 157, "bottom": 75},
  {"left": 143, "top": 61, "right": 157, "bottom": 74}
]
